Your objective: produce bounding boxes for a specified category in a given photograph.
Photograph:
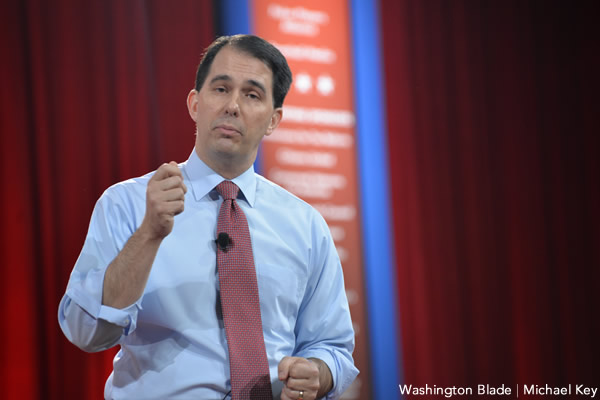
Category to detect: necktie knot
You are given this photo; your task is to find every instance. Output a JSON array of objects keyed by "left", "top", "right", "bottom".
[{"left": 216, "top": 181, "right": 239, "bottom": 201}]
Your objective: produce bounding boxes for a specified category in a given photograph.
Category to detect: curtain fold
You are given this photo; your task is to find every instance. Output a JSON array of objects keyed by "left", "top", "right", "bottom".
[
  {"left": 0, "top": 1, "right": 214, "bottom": 398},
  {"left": 381, "top": 0, "right": 599, "bottom": 393}
]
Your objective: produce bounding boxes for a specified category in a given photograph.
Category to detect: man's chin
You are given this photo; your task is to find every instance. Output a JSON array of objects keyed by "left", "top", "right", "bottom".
[{"left": 212, "top": 140, "right": 240, "bottom": 155}]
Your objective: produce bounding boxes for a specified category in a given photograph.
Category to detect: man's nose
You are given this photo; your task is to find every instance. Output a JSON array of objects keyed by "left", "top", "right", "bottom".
[{"left": 224, "top": 94, "right": 240, "bottom": 117}]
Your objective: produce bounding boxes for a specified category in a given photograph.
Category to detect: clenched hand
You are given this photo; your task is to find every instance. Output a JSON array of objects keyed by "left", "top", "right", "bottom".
[{"left": 140, "top": 161, "right": 187, "bottom": 240}]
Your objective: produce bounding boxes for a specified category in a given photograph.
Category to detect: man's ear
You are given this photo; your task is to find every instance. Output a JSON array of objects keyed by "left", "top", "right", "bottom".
[
  {"left": 187, "top": 89, "right": 199, "bottom": 122},
  {"left": 265, "top": 108, "right": 283, "bottom": 136}
]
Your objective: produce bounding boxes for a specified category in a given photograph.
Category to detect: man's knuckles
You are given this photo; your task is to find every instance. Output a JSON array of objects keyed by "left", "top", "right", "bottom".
[
  {"left": 289, "top": 359, "right": 319, "bottom": 379},
  {"left": 153, "top": 163, "right": 182, "bottom": 182}
]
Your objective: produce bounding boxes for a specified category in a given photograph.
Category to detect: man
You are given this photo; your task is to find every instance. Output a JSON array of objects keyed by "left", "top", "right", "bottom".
[{"left": 58, "top": 34, "right": 358, "bottom": 400}]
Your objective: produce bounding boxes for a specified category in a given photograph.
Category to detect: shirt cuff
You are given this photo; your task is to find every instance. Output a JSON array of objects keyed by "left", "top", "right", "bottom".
[{"left": 66, "top": 266, "right": 142, "bottom": 335}]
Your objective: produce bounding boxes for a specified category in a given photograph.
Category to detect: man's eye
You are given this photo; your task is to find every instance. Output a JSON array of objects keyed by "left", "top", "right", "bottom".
[
  {"left": 247, "top": 93, "right": 260, "bottom": 100},
  {"left": 215, "top": 87, "right": 227, "bottom": 93}
]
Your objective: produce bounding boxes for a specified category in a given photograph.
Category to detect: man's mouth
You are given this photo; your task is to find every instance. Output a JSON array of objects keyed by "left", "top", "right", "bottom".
[{"left": 215, "top": 124, "right": 241, "bottom": 136}]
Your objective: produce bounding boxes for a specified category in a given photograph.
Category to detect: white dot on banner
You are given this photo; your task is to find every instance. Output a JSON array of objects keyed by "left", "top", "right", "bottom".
[
  {"left": 316, "top": 74, "right": 335, "bottom": 96},
  {"left": 295, "top": 73, "right": 312, "bottom": 94}
]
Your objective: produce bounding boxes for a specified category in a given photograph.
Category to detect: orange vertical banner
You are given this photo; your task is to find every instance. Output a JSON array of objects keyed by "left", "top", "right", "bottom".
[{"left": 252, "top": 1, "right": 370, "bottom": 398}]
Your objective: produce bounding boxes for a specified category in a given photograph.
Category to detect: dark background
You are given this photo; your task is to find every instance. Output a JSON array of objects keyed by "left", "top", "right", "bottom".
[{"left": 382, "top": 0, "right": 599, "bottom": 395}]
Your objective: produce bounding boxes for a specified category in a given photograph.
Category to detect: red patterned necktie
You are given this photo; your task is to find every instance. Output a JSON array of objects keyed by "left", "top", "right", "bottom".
[{"left": 215, "top": 181, "right": 272, "bottom": 399}]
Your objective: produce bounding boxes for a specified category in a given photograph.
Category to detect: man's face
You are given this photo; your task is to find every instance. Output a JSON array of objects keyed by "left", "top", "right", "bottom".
[{"left": 187, "top": 46, "right": 282, "bottom": 176}]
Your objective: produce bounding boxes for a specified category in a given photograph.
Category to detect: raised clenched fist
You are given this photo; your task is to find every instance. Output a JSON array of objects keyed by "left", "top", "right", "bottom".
[{"left": 140, "top": 161, "right": 187, "bottom": 240}]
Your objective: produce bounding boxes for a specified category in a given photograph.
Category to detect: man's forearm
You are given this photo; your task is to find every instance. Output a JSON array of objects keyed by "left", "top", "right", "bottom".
[
  {"left": 102, "top": 226, "right": 162, "bottom": 309},
  {"left": 103, "top": 162, "right": 186, "bottom": 309}
]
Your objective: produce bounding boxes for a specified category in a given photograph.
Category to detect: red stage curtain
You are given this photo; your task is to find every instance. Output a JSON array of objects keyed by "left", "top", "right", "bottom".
[
  {"left": 0, "top": 1, "right": 213, "bottom": 398},
  {"left": 381, "top": 0, "right": 599, "bottom": 394}
]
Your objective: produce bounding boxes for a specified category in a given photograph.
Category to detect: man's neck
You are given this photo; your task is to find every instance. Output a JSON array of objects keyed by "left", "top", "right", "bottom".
[{"left": 197, "top": 150, "right": 254, "bottom": 180}]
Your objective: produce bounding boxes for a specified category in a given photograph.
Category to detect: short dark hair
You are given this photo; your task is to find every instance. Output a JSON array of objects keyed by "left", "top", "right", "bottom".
[{"left": 194, "top": 35, "right": 292, "bottom": 108}]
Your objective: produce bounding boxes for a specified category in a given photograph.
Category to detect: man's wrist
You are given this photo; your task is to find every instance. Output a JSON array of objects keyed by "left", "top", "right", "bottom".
[
  {"left": 308, "top": 357, "right": 333, "bottom": 398},
  {"left": 136, "top": 220, "right": 167, "bottom": 244}
]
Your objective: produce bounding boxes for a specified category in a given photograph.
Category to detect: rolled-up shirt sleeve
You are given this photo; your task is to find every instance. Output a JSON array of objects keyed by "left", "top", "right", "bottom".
[
  {"left": 58, "top": 186, "right": 143, "bottom": 353},
  {"left": 293, "top": 214, "right": 359, "bottom": 399}
]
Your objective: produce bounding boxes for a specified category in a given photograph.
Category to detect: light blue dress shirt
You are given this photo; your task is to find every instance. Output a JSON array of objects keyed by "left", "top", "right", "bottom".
[{"left": 58, "top": 149, "right": 358, "bottom": 399}]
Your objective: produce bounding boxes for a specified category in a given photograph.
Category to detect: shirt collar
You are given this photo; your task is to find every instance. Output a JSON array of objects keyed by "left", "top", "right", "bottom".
[{"left": 181, "top": 148, "right": 257, "bottom": 207}]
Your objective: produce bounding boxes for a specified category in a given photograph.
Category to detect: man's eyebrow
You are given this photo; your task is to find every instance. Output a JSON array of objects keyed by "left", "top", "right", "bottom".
[
  {"left": 209, "top": 74, "right": 232, "bottom": 85},
  {"left": 247, "top": 79, "right": 267, "bottom": 95},
  {"left": 209, "top": 75, "right": 267, "bottom": 95}
]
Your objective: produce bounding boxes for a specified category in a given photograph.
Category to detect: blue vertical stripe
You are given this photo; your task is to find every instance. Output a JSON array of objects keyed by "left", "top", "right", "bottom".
[
  {"left": 219, "top": 0, "right": 252, "bottom": 35},
  {"left": 350, "top": 0, "right": 403, "bottom": 399}
]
